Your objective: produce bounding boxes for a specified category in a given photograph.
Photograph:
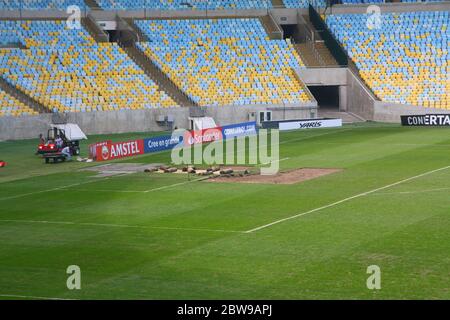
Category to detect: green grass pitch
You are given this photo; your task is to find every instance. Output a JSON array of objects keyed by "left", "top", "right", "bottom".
[{"left": 0, "top": 123, "right": 449, "bottom": 299}]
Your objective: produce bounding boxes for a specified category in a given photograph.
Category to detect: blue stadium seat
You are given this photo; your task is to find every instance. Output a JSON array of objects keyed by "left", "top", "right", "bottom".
[
  {"left": 326, "top": 11, "right": 449, "bottom": 109},
  {"left": 135, "top": 18, "right": 312, "bottom": 106}
]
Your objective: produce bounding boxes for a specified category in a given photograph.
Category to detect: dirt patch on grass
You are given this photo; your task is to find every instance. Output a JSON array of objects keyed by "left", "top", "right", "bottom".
[
  {"left": 207, "top": 168, "right": 342, "bottom": 185},
  {"left": 82, "top": 163, "right": 164, "bottom": 177}
]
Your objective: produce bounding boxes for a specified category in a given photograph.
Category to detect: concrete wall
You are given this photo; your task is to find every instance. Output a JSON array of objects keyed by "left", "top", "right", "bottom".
[
  {"left": 296, "top": 66, "right": 450, "bottom": 123},
  {"left": 0, "top": 8, "right": 272, "bottom": 20},
  {"left": 0, "top": 10, "right": 87, "bottom": 19},
  {"left": 1, "top": 2, "right": 449, "bottom": 19},
  {"left": 204, "top": 104, "right": 317, "bottom": 127},
  {"left": 339, "top": 85, "right": 347, "bottom": 111},
  {"left": 297, "top": 67, "right": 351, "bottom": 112},
  {"left": 374, "top": 102, "right": 450, "bottom": 123},
  {"left": 271, "top": 8, "right": 308, "bottom": 25},
  {"left": 297, "top": 67, "right": 348, "bottom": 86},
  {"left": 0, "top": 113, "right": 52, "bottom": 141},
  {"left": 0, "top": 103, "right": 317, "bottom": 141},
  {"left": 345, "top": 69, "right": 376, "bottom": 120},
  {"left": 0, "top": 108, "right": 189, "bottom": 141}
]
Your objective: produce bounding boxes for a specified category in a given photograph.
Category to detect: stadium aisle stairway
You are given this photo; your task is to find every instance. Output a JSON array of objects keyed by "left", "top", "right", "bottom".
[
  {"left": 0, "top": 20, "right": 178, "bottom": 115},
  {"left": 136, "top": 18, "right": 312, "bottom": 107},
  {"left": 0, "top": 88, "right": 37, "bottom": 116},
  {"left": 326, "top": 11, "right": 450, "bottom": 109}
]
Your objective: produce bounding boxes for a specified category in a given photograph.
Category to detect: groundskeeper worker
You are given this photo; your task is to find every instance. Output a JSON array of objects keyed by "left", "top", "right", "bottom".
[
  {"left": 61, "top": 146, "right": 72, "bottom": 161},
  {"left": 55, "top": 135, "right": 64, "bottom": 149}
]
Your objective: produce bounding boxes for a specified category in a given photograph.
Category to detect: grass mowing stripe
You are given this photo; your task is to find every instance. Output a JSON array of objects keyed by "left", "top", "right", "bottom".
[
  {"left": 0, "top": 219, "right": 244, "bottom": 233},
  {"left": 0, "top": 175, "right": 119, "bottom": 201},
  {"left": 69, "top": 189, "right": 146, "bottom": 193},
  {"left": 244, "top": 165, "right": 450, "bottom": 233},
  {"left": 279, "top": 128, "right": 352, "bottom": 146},
  {"left": 370, "top": 186, "right": 450, "bottom": 195}
]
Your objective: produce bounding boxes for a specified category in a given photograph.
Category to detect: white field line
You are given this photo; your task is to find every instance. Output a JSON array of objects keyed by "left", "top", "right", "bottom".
[
  {"left": 244, "top": 165, "right": 450, "bottom": 233},
  {"left": 314, "top": 142, "right": 450, "bottom": 148},
  {"left": 0, "top": 294, "right": 74, "bottom": 300},
  {"left": 144, "top": 176, "right": 207, "bottom": 193},
  {"left": 70, "top": 188, "right": 146, "bottom": 193},
  {"left": 0, "top": 127, "right": 349, "bottom": 199},
  {"left": 259, "top": 157, "right": 290, "bottom": 167},
  {"left": 0, "top": 172, "right": 138, "bottom": 202},
  {"left": 69, "top": 176, "right": 210, "bottom": 193},
  {"left": 206, "top": 128, "right": 350, "bottom": 169},
  {"left": 370, "top": 186, "right": 450, "bottom": 195},
  {"left": 0, "top": 177, "right": 111, "bottom": 202},
  {"left": 0, "top": 219, "right": 244, "bottom": 234}
]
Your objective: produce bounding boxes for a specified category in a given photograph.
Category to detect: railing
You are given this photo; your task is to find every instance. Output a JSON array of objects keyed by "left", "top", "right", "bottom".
[
  {"left": 82, "top": 13, "right": 109, "bottom": 42},
  {"left": 0, "top": 1, "right": 282, "bottom": 18},
  {"left": 308, "top": 4, "right": 348, "bottom": 66},
  {"left": 268, "top": 11, "right": 283, "bottom": 39}
]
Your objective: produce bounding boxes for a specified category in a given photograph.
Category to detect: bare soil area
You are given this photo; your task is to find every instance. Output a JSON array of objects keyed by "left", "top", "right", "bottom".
[{"left": 207, "top": 168, "right": 342, "bottom": 185}]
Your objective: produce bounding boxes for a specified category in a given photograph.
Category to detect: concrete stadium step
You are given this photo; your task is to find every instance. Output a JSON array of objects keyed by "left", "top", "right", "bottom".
[
  {"left": 0, "top": 77, "right": 48, "bottom": 114},
  {"left": 117, "top": 18, "right": 196, "bottom": 107},
  {"left": 122, "top": 45, "right": 197, "bottom": 107},
  {"left": 296, "top": 14, "right": 339, "bottom": 67},
  {"left": 0, "top": 43, "right": 26, "bottom": 49},
  {"left": 294, "top": 43, "right": 321, "bottom": 67},
  {"left": 302, "top": 14, "right": 322, "bottom": 41},
  {"left": 295, "top": 42, "right": 337, "bottom": 67},
  {"left": 318, "top": 109, "right": 366, "bottom": 123},
  {"left": 81, "top": 16, "right": 109, "bottom": 43},
  {"left": 125, "top": 18, "right": 150, "bottom": 42},
  {"left": 84, "top": 0, "right": 101, "bottom": 10},
  {"left": 260, "top": 15, "right": 283, "bottom": 40},
  {"left": 272, "top": 0, "right": 285, "bottom": 8},
  {"left": 314, "top": 41, "right": 339, "bottom": 66}
]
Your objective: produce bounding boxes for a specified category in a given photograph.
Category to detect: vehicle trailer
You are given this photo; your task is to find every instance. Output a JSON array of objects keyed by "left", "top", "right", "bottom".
[
  {"left": 43, "top": 152, "right": 67, "bottom": 164},
  {"left": 37, "top": 124, "right": 87, "bottom": 156}
]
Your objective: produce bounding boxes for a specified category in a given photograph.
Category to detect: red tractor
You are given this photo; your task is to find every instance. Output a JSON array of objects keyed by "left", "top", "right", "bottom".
[{"left": 37, "top": 124, "right": 87, "bottom": 156}]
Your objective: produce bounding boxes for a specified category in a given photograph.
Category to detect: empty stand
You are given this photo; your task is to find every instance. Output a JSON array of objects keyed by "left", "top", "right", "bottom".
[
  {"left": 95, "top": 1, "right": 273, "bottom": 10},
  {"left": 122, "top": 44, "right": 198, "bottom": 107},
  {"left": 327, "top": 11, "right": 449, "bottom": 109},
  {"left": 0, "top": 87, "right": 37, "bottom": 116},
  {"left": 136, "top": 18, "right": 312, "bottom": 107},
  {"left": 283, "top": 0, "right": 326, "bottom": 8},
  {"left": 0, "top": 73, "right": 46, "bottom": 114},
  {"left": 0, "top": 20, "right": 179, "bottom": 115}
]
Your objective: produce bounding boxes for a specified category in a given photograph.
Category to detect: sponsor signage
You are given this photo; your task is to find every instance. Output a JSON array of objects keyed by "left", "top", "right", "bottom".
[
  {"left": 401, "top": 114, "right": 450, "bottom": 126},
  {"left": 92, "top": 121, "right": 258, "bottom": 161},
  {"left": 222, "top": 121, "right": 258, "bottom": 139},
  {"left": 144, "top": 135, "right": 183, "bottom": 153},
  {"left": 278, "top": 119, "right": 342, "bottom": 131},
  {"left": 95, "top": 139, "right": 144, "bottom": 162},
  {"left": 184, "top": 127, "right": 223, "bottom": 146},
  {"left": 89, "top": 140, "right": 111, "bottom": 159}
]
